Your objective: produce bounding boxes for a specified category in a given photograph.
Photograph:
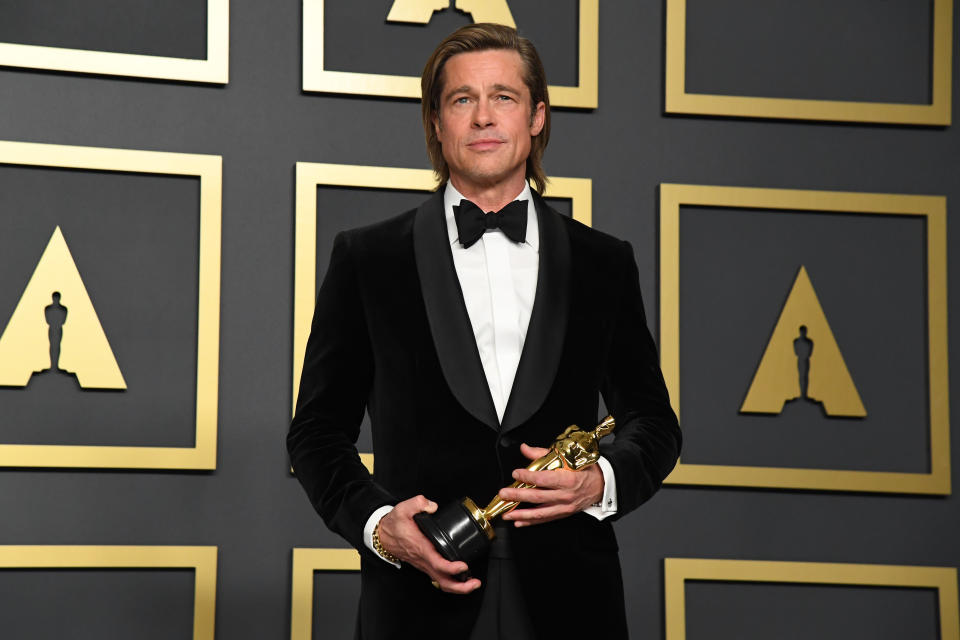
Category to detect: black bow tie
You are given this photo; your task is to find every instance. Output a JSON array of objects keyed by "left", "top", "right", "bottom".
[{"left": 453, "top": 199, "right": 527, "bottom": 248}]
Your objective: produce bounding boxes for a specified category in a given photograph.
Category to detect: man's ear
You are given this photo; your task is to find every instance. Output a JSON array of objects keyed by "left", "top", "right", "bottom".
[
  {"left": 433, "top": 113, "right": 441, "bottom": 136},
  {"left": 529, "top": 101, "right": 546, "bottom": 136}
]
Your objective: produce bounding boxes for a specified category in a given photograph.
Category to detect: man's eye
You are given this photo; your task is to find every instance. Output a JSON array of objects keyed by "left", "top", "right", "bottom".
[{"left": 455, "top": 97, "right": 469, "bottom": 104}]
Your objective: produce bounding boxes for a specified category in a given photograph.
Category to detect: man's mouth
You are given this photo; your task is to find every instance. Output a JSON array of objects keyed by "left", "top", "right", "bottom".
[{"left": 468, "top": 138, "right": 505, "bottom": 151}]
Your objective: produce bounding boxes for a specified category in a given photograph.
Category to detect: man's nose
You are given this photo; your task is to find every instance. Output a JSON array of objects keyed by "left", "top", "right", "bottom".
[{"left": 472, "top": 100, "right": 494, "bottom": 127}]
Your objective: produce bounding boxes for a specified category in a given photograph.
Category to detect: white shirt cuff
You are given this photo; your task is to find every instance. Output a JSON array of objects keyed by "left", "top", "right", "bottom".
[
  {"left": 363, "top": 505, "right": 400, "bottom": 568},
  {"left": 582, "top": 456, "right": 618, "bottom": 521}
]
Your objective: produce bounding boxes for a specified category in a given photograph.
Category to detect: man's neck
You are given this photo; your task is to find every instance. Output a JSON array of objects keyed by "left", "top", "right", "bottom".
[{"left": 449, "top": 174, "right": 529, "bottom": 212}]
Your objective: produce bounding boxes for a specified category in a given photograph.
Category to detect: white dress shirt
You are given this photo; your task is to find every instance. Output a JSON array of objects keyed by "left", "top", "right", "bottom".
[
  {"left": 364, "top": 183, "right": 617, "bottom": 564},
  {"left": 445, "top": 182, "right": 539, "bottom": 422}
]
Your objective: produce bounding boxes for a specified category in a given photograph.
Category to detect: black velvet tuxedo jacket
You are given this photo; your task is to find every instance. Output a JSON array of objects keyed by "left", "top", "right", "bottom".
[{"left": 288, "top": 189, "right": 681, "bottom": 640}]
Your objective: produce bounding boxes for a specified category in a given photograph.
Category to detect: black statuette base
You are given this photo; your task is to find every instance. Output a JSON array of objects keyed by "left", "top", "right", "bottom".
[{"left": 414, "top": 499, "right": 492, "bottom": 581}]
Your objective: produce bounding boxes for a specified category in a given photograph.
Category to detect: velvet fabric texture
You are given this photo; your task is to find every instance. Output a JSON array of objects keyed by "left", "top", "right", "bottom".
[{"left": 288, "top": 190, "right": 681, "bottom": 639}]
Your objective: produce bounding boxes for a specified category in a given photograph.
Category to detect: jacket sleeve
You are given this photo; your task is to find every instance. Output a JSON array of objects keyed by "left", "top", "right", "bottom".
[
  {"left": 598, "top": 240, "right": 682, "bottom": 517},
  {"left": 287, "top": 231, "right": 396, "bottom": 551}
]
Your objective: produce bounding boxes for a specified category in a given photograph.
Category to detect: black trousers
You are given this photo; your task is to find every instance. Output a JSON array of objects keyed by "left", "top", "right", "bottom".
[{"left": 468, "top": 528, "right": 536, "bottom": 640}]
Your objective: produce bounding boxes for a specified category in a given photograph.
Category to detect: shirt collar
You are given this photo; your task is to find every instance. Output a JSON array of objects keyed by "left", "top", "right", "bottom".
[{"left": 443, "top": 181, "right": 539, "bottom": 252}]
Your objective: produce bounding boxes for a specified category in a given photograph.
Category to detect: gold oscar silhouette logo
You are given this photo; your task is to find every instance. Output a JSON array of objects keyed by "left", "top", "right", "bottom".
[
  {"left": 387, "top": 0, "right": 515, "bottom": 26},
  {"left": 0, "top": 226, "right": 126, "bottom": 389},
  {"left": 741, "top": 266, "right": 865, "bottom": 417}
]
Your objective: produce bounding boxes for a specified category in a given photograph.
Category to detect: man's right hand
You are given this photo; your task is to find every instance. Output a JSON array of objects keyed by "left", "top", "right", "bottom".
[{"left": 377, "top": 495, "right": 482, "bottom": 594}]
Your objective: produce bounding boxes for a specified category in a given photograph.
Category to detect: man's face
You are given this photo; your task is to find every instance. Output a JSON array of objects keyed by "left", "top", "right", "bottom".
[{"left": 433, "top": 49, "right": 545, "bottom": 193}]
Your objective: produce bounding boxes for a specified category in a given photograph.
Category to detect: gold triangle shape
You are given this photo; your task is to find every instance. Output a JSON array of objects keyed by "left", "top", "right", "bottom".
[
  {"left": 0, "top": 227, "right": 126, "bottom": 389},
  {"left": 386, "top": 0, "right": 516, "bottom": 27},
  {"left": 741, "top": 266, "right": 865, "bottom": 417}
]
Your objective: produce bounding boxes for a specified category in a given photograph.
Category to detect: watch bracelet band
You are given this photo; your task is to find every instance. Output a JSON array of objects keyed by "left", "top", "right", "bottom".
[{"left": 372, "top": 521, "right": 400, "bottom": 563}]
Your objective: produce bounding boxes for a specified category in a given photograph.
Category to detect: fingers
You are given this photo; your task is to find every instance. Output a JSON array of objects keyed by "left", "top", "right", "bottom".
[
  {"left": 519, "top": 442, "right": 550, "bottom": 460},
  {"left": 421, "top": 545, "right": 468, "bottom": 577},
  {"left": 511, "top": 467, "right": 576, "bottom": 489},
  {"left": 378, "top": 496, "right": 481, "bottom": 595},
  {"left": 498, "top": 483, "right": 580, "bottom": 526},
  {"left": 433, "top": 574, "right": 482, "bottom": 594},
  {"left": 498, "top": 486, "right": 580, "bottom": 524},
  {"left": 419, "top": 543, "right": 481, "bottom": 594},
  {"left": 500, "top": 485, "right": 573, "bottom": 505},
  {"left": 496, "top": 465, "right": 605, "bottom": 528},
  {"left": 502, "top": 504, "right": 574, "bottom": 526},
  {"left": 378, "top": 496, "right": 443, "bottom": 564},
  {"left": 394, "top": 494, "right": 437, "bottom": 516}
]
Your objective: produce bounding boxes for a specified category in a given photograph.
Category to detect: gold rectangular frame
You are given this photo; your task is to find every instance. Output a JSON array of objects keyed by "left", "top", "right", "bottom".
[
  {"left": 0, "top": 545, "right": 218, "bottom": 640},
  {"left": 302, "top": 0, "right": 599, "bottom": 108},
  {"left": 660, "top": 183, "right": 950, "bottom": 494},
  {"left": 664, "top": 558, "right": 960, "bottom": 640},
  {"left": 290, "top": 547, "right": 360, "bottom": 640},
  {"left": 664, "top": 0, "right": 953, "bottom": 125},
  {"left": 0, "top": 140, "right": 221, "bottom": 470},
  {"left": 0, "top": 0, "right": 229, "bottom": 83},
  {"left": 292, "top": 162, "right": 591, "bottom": 472}
]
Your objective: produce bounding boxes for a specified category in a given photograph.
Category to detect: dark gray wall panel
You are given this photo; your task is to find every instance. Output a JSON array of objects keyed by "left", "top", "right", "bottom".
[
  {"left": 0, "top": 0, "right": 207, "bottom": 59},
  {"left": 678, "top": 206, "right": 928, "bottom": 472},
  {"left": 324, "top": 0, "right": 578, "bottom": 86},
  {"left": 685, "top": 581, "right": 939, "bottom": 640},
  {"left": 0, "top": 167, "right": 200, "bottom": 447},
  {"left": 685, "top": 0, "right": 933, "bottom": 103},
  {"left": 311, "top": 571, "right": 360, "bottom": 639},
  {"left": 0, "top": 569, "right": 195, "bottom": 639}
]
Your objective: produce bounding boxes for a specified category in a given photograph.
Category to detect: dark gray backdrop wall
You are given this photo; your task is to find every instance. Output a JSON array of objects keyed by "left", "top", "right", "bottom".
[{"left": 0, "top": 1, "right": 958, "bottom": 639}]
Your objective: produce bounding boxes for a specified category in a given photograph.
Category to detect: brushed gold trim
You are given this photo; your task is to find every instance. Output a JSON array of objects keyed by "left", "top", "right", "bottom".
[
  {"left": 290, "top": 548, "right": 360, "bottom": 640},
  {"left": 660, "top": 183, "right": 950, "bottom": 494},
  {"left": 302, "top": 0, "right": 599, "bottom": 108},
  {"left": 664, "top": 0, "right": 953, "bottom": 125},
  {"left": 0, "top": 545, "right": 218, "bottom": 640},
  {"left": 664, "top": 558, "right": 960, "bottom": 640},
  {"left": 0, "top": 140, "right": 221, "bottom": 470},
  {"left": 0, "top": 0, "right": 229, "bottom": 83}
]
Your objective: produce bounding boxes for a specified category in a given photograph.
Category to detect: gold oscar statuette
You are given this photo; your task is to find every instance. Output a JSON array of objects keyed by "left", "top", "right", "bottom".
[{"left": 414, "top": 416, "right": 615, "bottom": 578}]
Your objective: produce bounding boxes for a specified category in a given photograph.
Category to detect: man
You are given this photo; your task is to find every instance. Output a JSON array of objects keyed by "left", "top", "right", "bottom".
[{"left": 288, "top": 23, "right": 681, "bottom": 639}]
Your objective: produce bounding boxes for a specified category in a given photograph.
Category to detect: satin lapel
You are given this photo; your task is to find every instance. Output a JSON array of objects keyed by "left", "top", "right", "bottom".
[
  {"left": 501, "top": 192, "right": 571, "bottom": 433},
  {"left": 413, "top": 191, "right": 500, "bottom": 430}
]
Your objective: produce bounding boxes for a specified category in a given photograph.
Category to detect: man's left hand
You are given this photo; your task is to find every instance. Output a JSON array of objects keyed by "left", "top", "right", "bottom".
[{"left": 499, "top": 443, "right": 604, "bottom": 527}]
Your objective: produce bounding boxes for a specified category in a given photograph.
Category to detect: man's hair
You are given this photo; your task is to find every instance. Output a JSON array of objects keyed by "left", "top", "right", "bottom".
[{"left": 421, "top": 23, "right": 551, "bottom": 193}]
